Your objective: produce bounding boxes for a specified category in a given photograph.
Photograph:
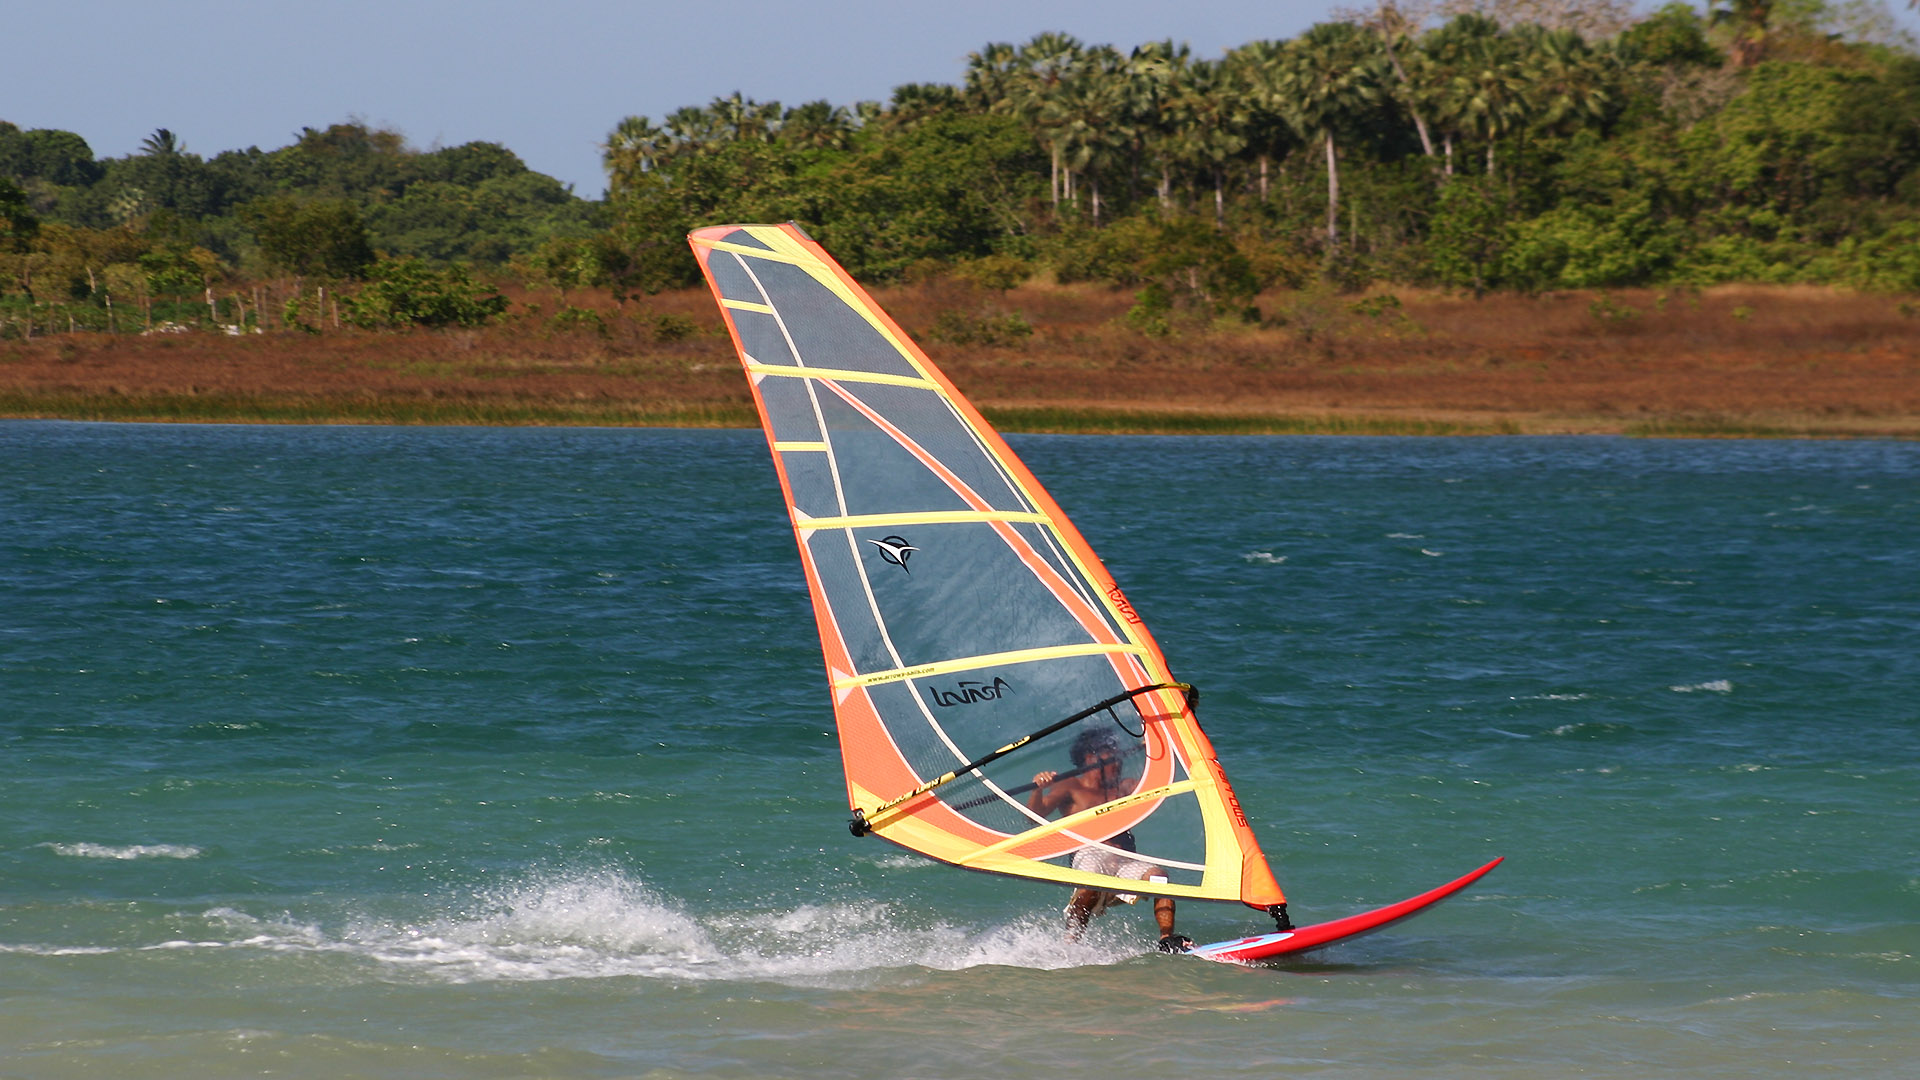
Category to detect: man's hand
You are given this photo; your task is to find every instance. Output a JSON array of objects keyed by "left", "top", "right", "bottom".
[{"left": 1032, "top": 770, "right": 1057, "bottom": 786}]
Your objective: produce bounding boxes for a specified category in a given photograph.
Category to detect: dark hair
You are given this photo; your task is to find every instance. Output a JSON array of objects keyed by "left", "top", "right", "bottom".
[{"left": 1069, "top": 726, "right": 1121, "bottom": 767}]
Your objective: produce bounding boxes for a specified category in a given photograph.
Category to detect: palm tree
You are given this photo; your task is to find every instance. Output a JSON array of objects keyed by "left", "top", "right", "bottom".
[
  {"left": 886, "top": 83, "right": 963, "bottom": 129},
  {"left": 1515, "top": 26, "right": 1613, "bottom": 142},
  {"left": 139, "top": 128, "right": 185, "bottom": 157},
  {"left": 1164, "top": 59, "right": 1251, "bottom": 228},
  {"left": 1225, "top": 39, "right": 1297, "bottom": 204},
  {"left": 707, "top": 92, "right": 783, "bottom": 143},
  {"left": 1448, "top": 33, "right": 1531, "bottom": 178},
  {"left": 602, "top": 116, "right": 668, "bottom": 198},
  {"left": 963, "top": 42, "right": 1021, "bottom": 110},
  {"left": 1277, "top": 22, "right": 1385, "bottom": 250},
  {"left": 1010, "top": 32, "right": 1088, "bottom": 210},
  {"left": 1420, "top": 14, "right": 1509, "bottom": 178},
  {"left": 780, "top": 101, "right": 855, "bottom": 151},
  {"left": 1125, "top": 40, "right": 1192, "bottom": 210},
  {"left": 1042, "top": 46, "right": 1128, "bottom": 223},
  {"left": 1349, "top": 3, "right": 1440, "bottom": 160},
  {"left": 665, "top": 104, "right": 723, "bottom": 147}
]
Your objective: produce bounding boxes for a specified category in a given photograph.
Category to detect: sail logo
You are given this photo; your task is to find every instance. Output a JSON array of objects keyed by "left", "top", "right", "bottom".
[
  {"left": 924, "top": 677, "right": 1012, "bottom": 708},
  {"left": 867, "top": 535, "right": 918, "bottom": 573},
  {"left": 1212, "top": 757, "right": 1251, "bottom": 827},
  {"left": 1106, "top": 583, "right": 1142, "bottom": 624}
]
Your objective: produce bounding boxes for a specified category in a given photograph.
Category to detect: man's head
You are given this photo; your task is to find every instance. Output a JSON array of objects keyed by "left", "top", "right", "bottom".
[{"left": 1069, "top": 726, "right": 1122, "bottom": 768}]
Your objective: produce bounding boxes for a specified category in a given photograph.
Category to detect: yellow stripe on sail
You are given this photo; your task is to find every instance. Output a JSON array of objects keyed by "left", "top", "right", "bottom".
[
  {"left": 773, "top": 441, "right": 828, "bottom": 453},
  {"left": 691, "top": 238, "right": 813, "bottom": 266},
  {"left": 722, "top": 298, "right": 776, "bottom": 314},
  {"left": 849, "top": 777, "right": 1235, "bottom": 900},
  {"left": 797, "top": 510, "right": 1052, "bottom": 532},
  {"left": 952, "top": 780, "right": 1200, "bottom": 866},
  {"left": 836, "top": 642, "right": 1149, "bottom": 690},
  {"left": 745, "top": 361, "right": 938, "bottom": 391}
]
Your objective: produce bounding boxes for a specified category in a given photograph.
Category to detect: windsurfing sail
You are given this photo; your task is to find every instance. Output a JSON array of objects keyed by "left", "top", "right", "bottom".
[{"left": 689, "top": 223, "right": 1286, "bottom": 912}]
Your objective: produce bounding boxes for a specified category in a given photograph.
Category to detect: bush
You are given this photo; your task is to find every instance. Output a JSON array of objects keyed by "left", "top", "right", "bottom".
[
  {"left": 546, "top": 305, "right": 608, "bottom": 336},
  {"left": 340, "top": 257, "right": 508, "bottom": 329},
  {"left": 953, "top": 253, "right": 1032, "bottom": 292},
  {"left": 651, "top": 312, "right": 700, "bottom": 341},
  {"left": 1840, "top": 220, "right": 1920, "bottom": 293},
  {"left": 927, "top": 308, "right": 1033, "bottom": 346}
]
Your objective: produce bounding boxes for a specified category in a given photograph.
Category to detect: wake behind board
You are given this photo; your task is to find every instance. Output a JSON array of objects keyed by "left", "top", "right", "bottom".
[{"left": 1189, "top": 857, "right": 1504, "bottom": 964}]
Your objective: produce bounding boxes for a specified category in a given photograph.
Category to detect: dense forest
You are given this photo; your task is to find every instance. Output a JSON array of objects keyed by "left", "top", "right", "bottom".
[{"left": 4, "top": 0, "right": 1919, "bottom": 340}]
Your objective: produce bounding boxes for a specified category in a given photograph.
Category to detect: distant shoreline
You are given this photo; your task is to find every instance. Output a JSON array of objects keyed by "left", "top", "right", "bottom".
[{"left": 5, "top": 283, "right": 1917, "bottom": 439}]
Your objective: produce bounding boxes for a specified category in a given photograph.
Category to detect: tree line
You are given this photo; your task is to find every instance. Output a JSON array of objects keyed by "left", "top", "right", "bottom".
[
  {"left": 0, "top": 121, "right": 594, "bottom": 334},
  {"left": 602, "top": 0, "right": 1920, "bottom": 311},
  {"left": 4, "top": 0, "right": 1919, "bottom": 340}
]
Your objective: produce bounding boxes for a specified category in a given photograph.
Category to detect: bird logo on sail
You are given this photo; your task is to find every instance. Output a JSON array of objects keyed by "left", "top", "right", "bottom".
[{"left": 866, "top": 535, "right": 918, "bottom": 573}]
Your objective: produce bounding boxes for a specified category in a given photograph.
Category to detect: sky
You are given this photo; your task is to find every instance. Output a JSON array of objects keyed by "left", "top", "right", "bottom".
[{"left": 7, "top": 1, "right": 1919, "bottom": 200}]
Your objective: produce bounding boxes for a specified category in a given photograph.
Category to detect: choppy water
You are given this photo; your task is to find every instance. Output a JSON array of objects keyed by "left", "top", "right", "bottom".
[{"left": 2, "top": 422, "right": 1916, "bottom": 1079}]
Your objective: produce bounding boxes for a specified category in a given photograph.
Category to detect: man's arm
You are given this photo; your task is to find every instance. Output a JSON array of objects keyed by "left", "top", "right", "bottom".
[{"left": 1027, "top": 770, "right": 1068, "bottom": 816}]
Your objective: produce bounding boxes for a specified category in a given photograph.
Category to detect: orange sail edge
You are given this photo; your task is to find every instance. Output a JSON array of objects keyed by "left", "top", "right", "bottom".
[{"left": 688, "top": 221, "right": 1291, "bottom": 913}]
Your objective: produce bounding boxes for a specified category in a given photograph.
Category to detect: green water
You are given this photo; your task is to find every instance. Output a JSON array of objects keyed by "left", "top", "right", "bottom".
[{"left": 2, "top": 422, "right": 1915, "bottom": 1078}]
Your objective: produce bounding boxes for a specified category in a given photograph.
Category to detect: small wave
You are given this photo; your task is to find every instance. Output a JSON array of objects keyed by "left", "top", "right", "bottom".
[
  {"left": 39, "top": 842, "right": 203, "bottom": 860},
  {"left": 1546, "top": 721, "right": 1633, "bottom": 739},
  {"left": 1419, "top": 548, "right": 1443, "bottom": 557},
  {"left": 0, "top": 943, "right": 118, "bottom": 956},
  {"left": 171, "top": 870, "right": 1140, "bottom": 986},
  {"left": 1386, "top": 532, "right": 1424, "bottom": 539},
  {"left": 1242, "top": 551, "right": 1287, "bottom": 565},
  {"left": 1670, "top": 679, "right": 1733, "bottom": 693}
]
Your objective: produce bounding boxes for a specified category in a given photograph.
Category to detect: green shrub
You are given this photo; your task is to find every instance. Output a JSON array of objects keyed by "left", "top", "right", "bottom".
[
  {"left": 928, "top": 308, "right": 1033, "bottom": 346},
  {"left": 953, "top": 254, "right": 1032, "bottom": 292},
  {"left": 341, "top": 257, "right": 508, "bottom": 329},
  {"left": 1840, "top": 220, "right": 1920, "bottom": 293},
  {"left": 651, "top": 312, "right": 700, "bottom": 341},
  {"left": 547, "top": 305, "right": 608, "bottom": 336}
]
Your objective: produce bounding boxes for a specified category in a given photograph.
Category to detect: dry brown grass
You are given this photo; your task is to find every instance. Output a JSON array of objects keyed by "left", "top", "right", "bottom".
[{"left": 4, "top": 281, "right": 1917, "bottom": 436}]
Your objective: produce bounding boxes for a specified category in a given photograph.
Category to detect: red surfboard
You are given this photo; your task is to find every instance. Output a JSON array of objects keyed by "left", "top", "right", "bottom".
[{"left": 1188, "top": 857, "right": 1505, "bottom": 964}]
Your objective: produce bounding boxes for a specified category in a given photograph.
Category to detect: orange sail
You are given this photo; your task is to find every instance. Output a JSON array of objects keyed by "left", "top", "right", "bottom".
[{"left": 688, "top": 223, "right": 1284, "bottom": 909}]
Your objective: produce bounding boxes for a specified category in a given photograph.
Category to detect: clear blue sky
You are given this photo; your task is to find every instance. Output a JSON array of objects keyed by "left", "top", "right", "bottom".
[{"left": 6, "top": 1, "right": 1916, "bottom": 199}]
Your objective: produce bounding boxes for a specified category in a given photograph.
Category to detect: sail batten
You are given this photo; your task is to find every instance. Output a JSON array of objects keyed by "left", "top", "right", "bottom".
[
  {"left": 832, "top": 644, "right": 1150, "bottom": 690},
  {"left": 691, "top": 223, "right": 1286, "bottom": 910}
]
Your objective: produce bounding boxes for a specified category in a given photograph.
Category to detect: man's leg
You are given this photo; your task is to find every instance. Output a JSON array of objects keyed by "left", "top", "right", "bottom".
[
  {"left": 1065, "top": 888, "right": 1103, "bottom": 938},
  {"left": 1153, "top": 881, "right": 1191, "bottom": 953}
]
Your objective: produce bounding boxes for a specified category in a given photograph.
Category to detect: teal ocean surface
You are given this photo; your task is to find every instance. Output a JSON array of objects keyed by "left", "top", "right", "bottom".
[{"left": 2, "top": 422, "right": 1915, "bottom": 1079}]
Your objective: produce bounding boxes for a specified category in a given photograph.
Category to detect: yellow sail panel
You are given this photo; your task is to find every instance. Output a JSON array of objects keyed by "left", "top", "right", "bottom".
[{"left": 689, "top": 223, "right": 1285, "bottom": 910}]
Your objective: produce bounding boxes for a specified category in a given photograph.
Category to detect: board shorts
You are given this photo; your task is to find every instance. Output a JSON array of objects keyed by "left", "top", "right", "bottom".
[{"left": 1067, "top": 831, "right": 1158, "bottom": 916}]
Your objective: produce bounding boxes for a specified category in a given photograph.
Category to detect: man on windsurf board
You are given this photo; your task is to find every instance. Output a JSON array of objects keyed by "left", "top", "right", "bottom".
[{"left": 1028, "top": 728, "right": 1193, "bottom": 953}]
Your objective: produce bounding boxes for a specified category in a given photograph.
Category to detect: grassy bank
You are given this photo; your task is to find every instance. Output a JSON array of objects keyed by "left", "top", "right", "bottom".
[{"left": 3, "top": 282, "right": 1917, "bottom": 437}]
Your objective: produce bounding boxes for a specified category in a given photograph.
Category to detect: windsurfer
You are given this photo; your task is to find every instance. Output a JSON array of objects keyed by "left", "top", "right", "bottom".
[{"left": 1028, "top": 727, "right": 1193, "bottom": 953}]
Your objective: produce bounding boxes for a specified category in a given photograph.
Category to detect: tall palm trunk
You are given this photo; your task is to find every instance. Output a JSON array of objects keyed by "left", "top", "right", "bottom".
[
  {"left": 1325, "top": 132, "right": 1341, "bottom": 250},
  {"left": 1378, "top": 35, "right": 1436, "bottom": 159}
]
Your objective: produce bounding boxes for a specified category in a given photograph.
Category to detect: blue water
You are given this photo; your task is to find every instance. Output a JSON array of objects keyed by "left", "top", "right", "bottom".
[{"left": 3, "top": 422, "right": 1916, "bottom": 1079}]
